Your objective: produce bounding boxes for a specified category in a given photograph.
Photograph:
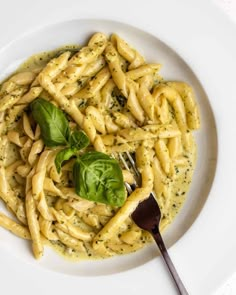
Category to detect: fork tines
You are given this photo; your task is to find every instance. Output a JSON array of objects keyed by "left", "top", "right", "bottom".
[{"left": 118, "top": 152, "right": 140, "bottom": 195}]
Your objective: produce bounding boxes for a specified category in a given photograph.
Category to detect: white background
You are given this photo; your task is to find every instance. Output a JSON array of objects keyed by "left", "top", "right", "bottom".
[
  {"left": 212, "top": 1, "right": 236, "bottom": 294},
  {"left": 0, "top": 0, "right": 236, "bottom": 294}
]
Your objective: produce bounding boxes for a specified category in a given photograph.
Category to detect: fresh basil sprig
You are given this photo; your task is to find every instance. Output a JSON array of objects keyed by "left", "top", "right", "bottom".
[
  {"left": 31, "top": 98, "right": 126, "bottom": 207},
  {"left": 54, "top": 130, "right": 90, "bottom": 173},
  {"left": 73, "top": 151, "right": 126, "bottom": 207},
  {"left": 31, "top": 98, "right": 70, "bottom": 147},
  {"left": 31, "top": 98, "right": 89, "bottom": 173}
]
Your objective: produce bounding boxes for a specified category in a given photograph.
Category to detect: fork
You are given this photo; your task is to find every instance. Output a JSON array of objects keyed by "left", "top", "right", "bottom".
[{"left": 118, "top": 152, "right": 189, "bottom": 295}]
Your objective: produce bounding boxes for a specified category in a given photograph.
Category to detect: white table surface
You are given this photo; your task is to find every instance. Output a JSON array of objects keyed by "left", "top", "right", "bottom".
[
  {"left": 0, "top": 0, "right": 235, "bottom": 294},
  {"left": 213, "top": 2, "right": 236, "bottom": 294}
]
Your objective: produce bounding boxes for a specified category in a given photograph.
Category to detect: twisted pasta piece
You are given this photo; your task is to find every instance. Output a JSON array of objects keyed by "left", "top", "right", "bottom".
[
  {"left": 111, "top": 34, "right": 145, "bottom": 70},
  {"left": 0, "top": 212, "right": 31, "bottom": 239},
  {"left": 25, "top": 190, "right": 43, "bottom": 259}
]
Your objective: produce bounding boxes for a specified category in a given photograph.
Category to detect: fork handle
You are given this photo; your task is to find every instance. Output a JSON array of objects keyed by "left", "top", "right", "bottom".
[{"left": 152, "top": 227, "right": 189, "bottom": 295}]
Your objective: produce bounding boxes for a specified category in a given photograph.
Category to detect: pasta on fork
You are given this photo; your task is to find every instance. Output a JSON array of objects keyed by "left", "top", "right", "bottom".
[{"left": 0, "top": 32, "right": 200, "bottom": 260}]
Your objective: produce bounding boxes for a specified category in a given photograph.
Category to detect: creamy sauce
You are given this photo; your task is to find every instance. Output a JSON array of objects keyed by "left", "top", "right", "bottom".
[
  {"left": 0, "top": 45, "right": 197, "bottom": 261},
  {"left": 17, "top": 45, "right": 80, "bottom": 73}
]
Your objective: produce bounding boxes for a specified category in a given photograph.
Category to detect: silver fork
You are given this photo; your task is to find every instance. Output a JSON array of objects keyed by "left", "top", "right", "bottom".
[{"left": 118, "top": 152, "right": 189, "bottom": 295}]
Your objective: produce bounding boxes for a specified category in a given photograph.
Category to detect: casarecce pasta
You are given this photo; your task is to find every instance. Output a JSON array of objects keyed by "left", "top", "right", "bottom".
[{"left": 0, "top": 32, "right": 200, "bottom": 260}]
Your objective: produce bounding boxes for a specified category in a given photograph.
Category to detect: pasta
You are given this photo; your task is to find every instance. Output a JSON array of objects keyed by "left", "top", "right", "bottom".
[{"left": 0, "top": 32, "right": 200, "bottom": 260}]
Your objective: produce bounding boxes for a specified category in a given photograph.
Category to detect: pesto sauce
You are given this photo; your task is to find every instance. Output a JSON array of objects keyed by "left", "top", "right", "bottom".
[
  {"left": 0, "top": 46, "right": 197, "bottom": 261},
  {"left": 18, "top": 45, "right": 80, "bottom": 72}
]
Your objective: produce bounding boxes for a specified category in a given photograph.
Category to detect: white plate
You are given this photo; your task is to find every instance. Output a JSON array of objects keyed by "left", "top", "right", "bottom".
[
  {"left": 0, "top": 1, "right": 235, "bottom": 294},
  {"left": 0, "top": 17, "right": 217, "bottom": 276}
]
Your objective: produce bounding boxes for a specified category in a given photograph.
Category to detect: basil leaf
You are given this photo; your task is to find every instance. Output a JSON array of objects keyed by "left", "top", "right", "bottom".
[
  {"left": 55, "top": 148, "right": 76, "bottom": 173},
  {"left": 73, "top": 151, "right": 126, "bottom": 207},
  {"left": 55, "top": 130, "right": 89, "bottom": 173},
  {"left": 31, "top": 98, "right": 70, "bottom": 147},
  {"left": 69, "top": 130, "right": 90, "bottom": 150}
]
